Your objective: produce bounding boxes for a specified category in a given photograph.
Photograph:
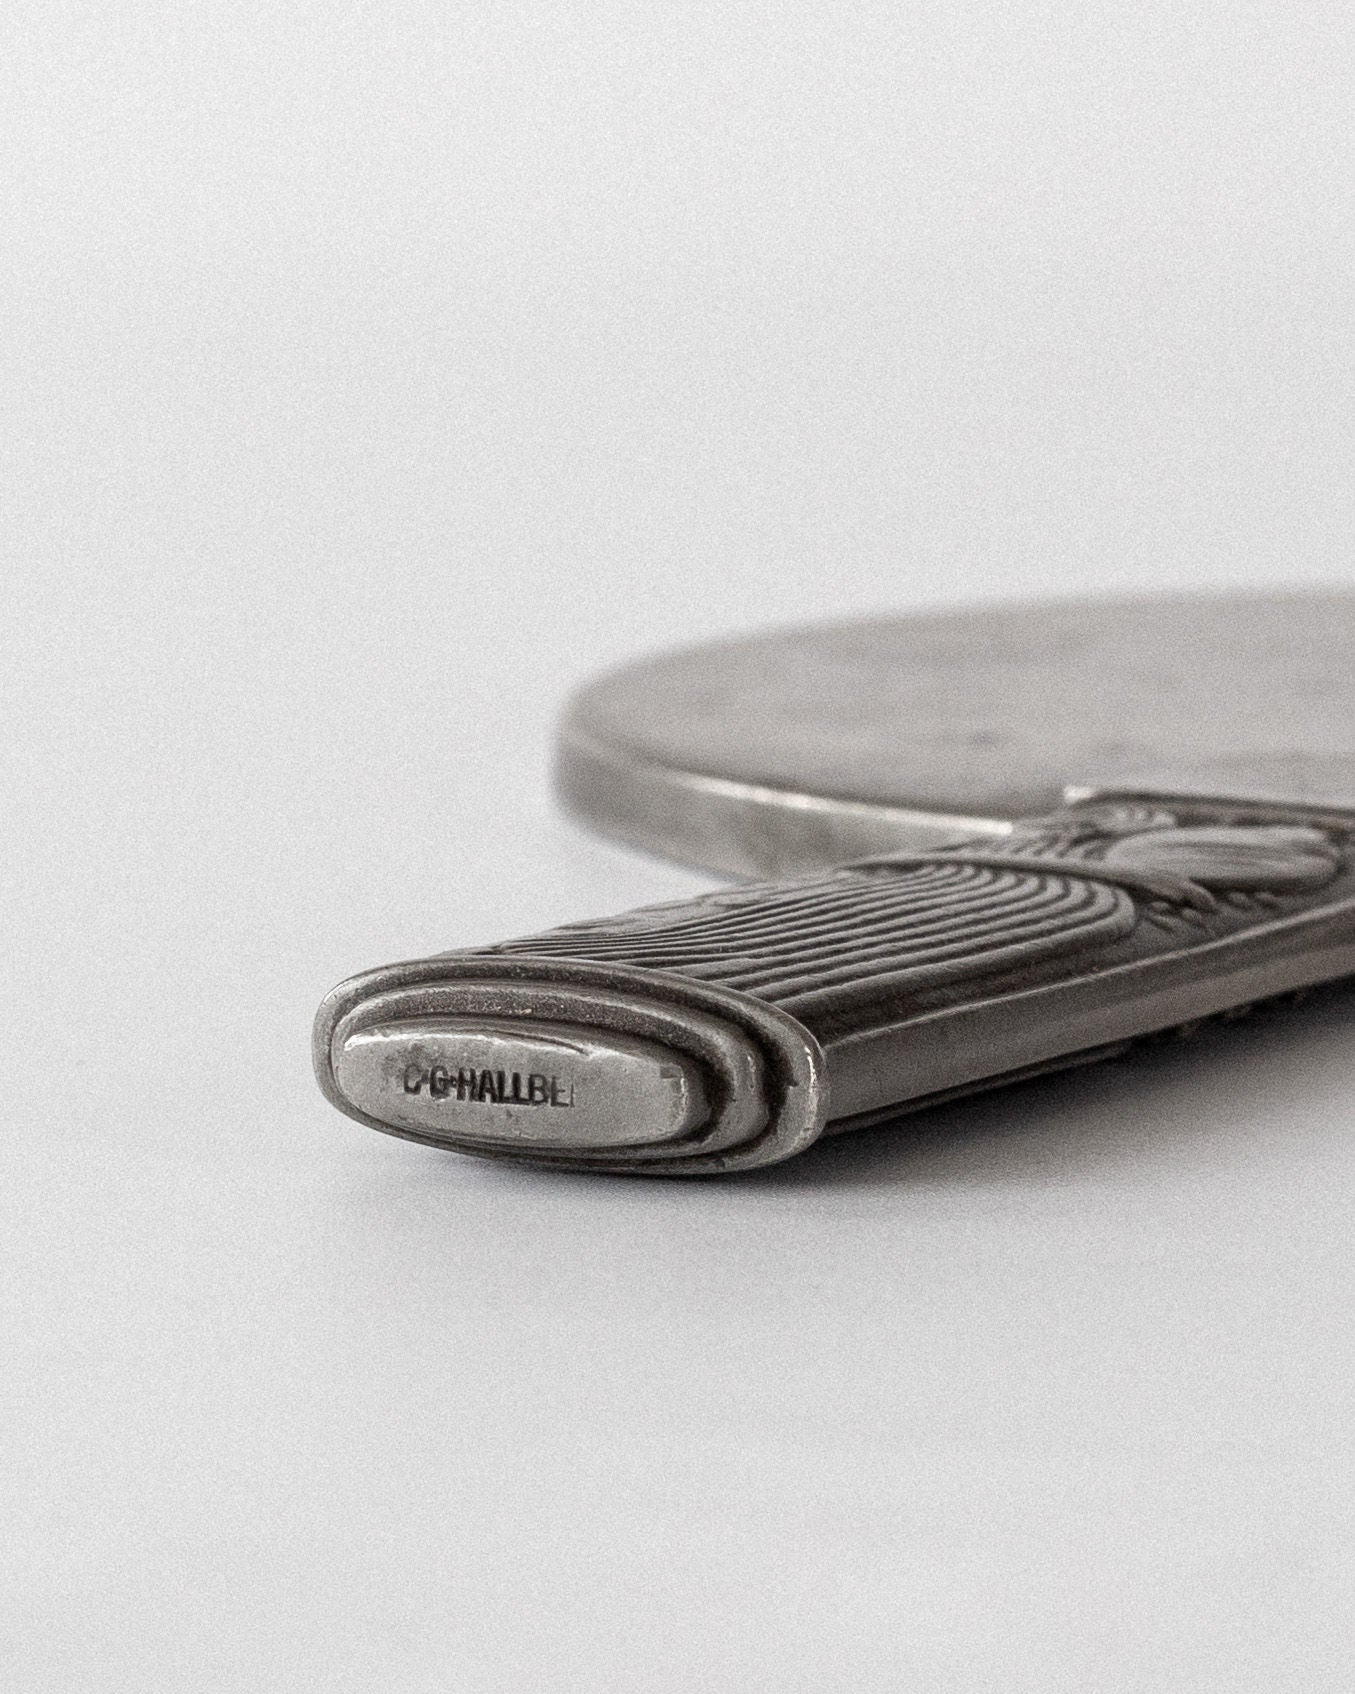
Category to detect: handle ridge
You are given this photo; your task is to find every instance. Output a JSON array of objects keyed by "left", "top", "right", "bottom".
[{"left": 315, "top": 799, "right": 1355, "bottom": 1172}]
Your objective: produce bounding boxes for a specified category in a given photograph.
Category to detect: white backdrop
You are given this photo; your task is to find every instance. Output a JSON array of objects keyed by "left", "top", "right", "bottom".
[{"left": 4, "top": 4, "right": 1354, "bottom": 1688}]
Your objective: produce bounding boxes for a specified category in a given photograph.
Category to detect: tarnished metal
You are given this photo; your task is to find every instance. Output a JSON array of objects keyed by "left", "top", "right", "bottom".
[
  {"left": 315, "top": 593, "right": 1355, "bottom": 1173},
  {"left": 556, "top": 591, "right": 1355, "bottom": 876}
]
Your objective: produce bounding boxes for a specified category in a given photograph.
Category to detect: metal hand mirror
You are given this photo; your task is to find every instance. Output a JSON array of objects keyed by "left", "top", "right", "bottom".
[{"left": 315, "top": 592, "right": 1355, "bottom": 1172}]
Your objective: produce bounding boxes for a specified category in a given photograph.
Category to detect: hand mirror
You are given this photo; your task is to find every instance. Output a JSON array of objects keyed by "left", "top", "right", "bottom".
[{"left": 315, "top": 591, "right": 1355, "bottom": 1172}]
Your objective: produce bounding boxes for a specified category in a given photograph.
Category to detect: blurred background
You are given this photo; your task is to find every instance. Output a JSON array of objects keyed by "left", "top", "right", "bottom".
[{"left": 4, "top": 5, "right": 1354, "bottom": 1689}]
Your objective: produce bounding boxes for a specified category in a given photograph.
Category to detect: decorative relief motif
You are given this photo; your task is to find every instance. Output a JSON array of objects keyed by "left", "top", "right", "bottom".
[{"left": 484, "top": 807, "right": 1344, "bottom": 1019}]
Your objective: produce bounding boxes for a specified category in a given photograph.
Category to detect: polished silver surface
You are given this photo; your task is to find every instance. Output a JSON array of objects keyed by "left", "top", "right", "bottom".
[
  {"left": 316, "top": 591, "right": 1355, "bottom": 1172},
  {"left": 332, "top": 1016, "right": 710, "bottom": 1151},
  {"left": 558, "top": 591, "right": 1355, "bottom": 876},
  {"left": 315, "top": 960, "right": 822, "bottom": 1173}
]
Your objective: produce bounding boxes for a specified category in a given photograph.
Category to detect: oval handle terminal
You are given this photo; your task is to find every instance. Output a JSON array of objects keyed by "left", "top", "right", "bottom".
[{"left": 334, "top": 1016, "right": 709, "bottom": 1151}]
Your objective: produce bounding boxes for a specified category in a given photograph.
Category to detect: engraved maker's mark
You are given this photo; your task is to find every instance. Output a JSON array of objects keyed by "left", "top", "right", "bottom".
[{"left": 401, "top": 1065, "right": 576, "bottom": 1107}]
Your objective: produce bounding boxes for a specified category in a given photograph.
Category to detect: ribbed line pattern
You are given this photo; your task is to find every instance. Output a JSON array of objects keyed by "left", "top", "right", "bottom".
[{"left": 488, "top": 858, "right": 1136, "bottom": 1017}]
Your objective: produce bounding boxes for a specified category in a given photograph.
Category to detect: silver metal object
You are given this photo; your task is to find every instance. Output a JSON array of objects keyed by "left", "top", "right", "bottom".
[{"left": 315, "top": 591, "right": 1355, "bottom": 1173}]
